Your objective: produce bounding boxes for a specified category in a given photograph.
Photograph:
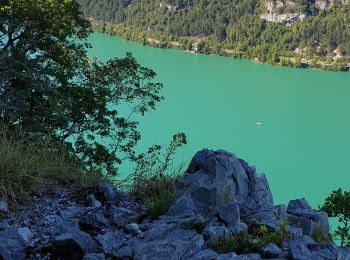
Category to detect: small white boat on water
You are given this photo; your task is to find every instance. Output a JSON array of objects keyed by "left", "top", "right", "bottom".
[{"left": 256, "top": 122, "right": 263, "bottom": 126}]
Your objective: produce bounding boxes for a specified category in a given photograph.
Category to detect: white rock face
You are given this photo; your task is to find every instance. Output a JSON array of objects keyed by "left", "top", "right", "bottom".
[
  {"left": 260, "top": 12, "right": 306, "bottom": 25},
  {"left": 260, "top": 0, "right": 349, "bottom": 24},
  {"left": 260, "top": 0, "right": 307, "bottom": 24},
  {"left": 315, "top": 0, "right": 331, "bottom": 9},
  {"left": 159, "top": 2, "right": 178, "bottom": 11},
  {"left": 316, "top": 0, "right": 349, "bottom": 9}
]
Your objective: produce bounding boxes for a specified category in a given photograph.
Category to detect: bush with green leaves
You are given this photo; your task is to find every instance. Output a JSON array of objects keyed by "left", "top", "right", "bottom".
[
  {"left": 253, "top": 222, "right": 289, "bottom": 249},
  {"left": 210, "top": 231, "right": 255, "bottom": 254},
  {"left": 143, "top": 177, "right": 177, "bottom": 219},
  {"left": 0, "top": 0, "right": 163, "bottom": 176},
  {"left": 210, "top": 221, "right": 290, "bottom": 254},
  {"left": 320, "top": 189, "right": 350, "bottom": 246}
]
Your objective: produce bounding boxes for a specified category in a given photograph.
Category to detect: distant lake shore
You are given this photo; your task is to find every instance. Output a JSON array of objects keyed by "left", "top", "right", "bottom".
[{"left": 91, "top": 22, "right": 350, "bottom": 72}]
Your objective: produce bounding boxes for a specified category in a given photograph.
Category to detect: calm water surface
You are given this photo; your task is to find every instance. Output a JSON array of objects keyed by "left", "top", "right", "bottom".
[{"left": 88, "top": 32, "right": 350, "bottom": 208}]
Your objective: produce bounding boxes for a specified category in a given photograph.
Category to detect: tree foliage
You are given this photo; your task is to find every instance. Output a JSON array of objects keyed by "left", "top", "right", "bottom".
[
  {"left": 0, "top": 0, "right": 163, "bottom": 176},
  {"left": 320, "top": 189, "right": 350, "bottom": 246}
]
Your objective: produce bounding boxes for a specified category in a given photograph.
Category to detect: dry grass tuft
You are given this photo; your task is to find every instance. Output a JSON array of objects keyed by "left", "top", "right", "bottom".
[{"left": 0, "top": 126, "right": 105, "bottom": 204}]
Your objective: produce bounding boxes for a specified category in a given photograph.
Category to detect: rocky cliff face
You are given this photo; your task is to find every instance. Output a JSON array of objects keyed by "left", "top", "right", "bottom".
[
  {"left": 260, "top": 0, "right": 349, "bottom": 24},
  {"left": 0, "top": 149, "right": 349, "bottom": 259},
  {"left": 260, "top": 0, "right": 305, "bottom": 25}
]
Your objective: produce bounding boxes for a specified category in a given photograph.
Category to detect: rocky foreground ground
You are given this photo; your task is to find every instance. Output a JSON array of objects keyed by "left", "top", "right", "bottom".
[{"left": 1, "top": 149, "right": 349, "bottom": 259}]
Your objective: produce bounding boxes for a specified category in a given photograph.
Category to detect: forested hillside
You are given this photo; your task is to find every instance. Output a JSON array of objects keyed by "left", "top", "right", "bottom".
[{"left": 78, "top": 0, "right": 350, "bottom": 70}]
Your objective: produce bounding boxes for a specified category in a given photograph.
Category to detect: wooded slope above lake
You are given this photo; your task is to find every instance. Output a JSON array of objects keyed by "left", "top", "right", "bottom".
[{"left": 78, "top": 0, "right": 350, "bottom": 70}]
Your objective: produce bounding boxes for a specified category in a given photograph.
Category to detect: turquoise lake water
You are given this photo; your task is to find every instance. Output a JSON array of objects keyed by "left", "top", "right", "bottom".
[{"left": 88, "top": 32, "right": 350, "bottom": 209}]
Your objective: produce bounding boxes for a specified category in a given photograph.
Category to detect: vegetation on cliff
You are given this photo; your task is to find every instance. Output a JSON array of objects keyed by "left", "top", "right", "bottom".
[
  {"left": 210, "top": 222, "right": 290, "bottom": 254},
  {"left": 0, "top": 0, "right": 163, "bottom": 172},
  {"left": 78, "top": 0, "right": 350, "bottom": 71},
  {"left": 0, "top": 0, "right": 184, "bottom": 203}
]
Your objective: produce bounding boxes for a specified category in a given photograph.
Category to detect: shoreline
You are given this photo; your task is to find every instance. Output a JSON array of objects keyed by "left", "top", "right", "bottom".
[{"left": 90, "top": 21, "right": 350, "bottom": 73}]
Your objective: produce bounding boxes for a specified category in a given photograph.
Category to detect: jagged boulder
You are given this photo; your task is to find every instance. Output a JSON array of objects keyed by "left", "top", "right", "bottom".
[
  {"left": 51, "top": 231, "right": 99, "bottom": 259},
  {"left": 202, "top": 217, "right": 234, "bottom": 240},
  {"left": 259, "top": 242, "right": 283, "bottom": 258},
  {"left": 116, "top": 221, "right": 206, "bottom": 259},
  {"left": 287, "top": 198, "right": 329, "bottom": 236},
  {"left": 287, "top": 236, "right": 350, "bottom": 259},
  {"left": 123, "top": 223, "right": 142, "bottom": 236},
  {"left": 95, "top": 229, "right": 128, "bottom": 255},
  {"left": 87, "top": 194, "right": 102, "bottom": 209},
  {"left": 79, "top": 212, "right": 110, "bottom": 232},
  {"left": 287, "top": 235, "right": 316, "bottom": 259},
  {"left": 167, "top": 149, "right": 273, "bottom": 234},
  {"left": 97, "top": 183, "right": 121, "bottom": 203},
  {"left": 45, "top": 215, "right": 81, "bottom": 237},
  {"left": 308, "top": 243, "right": 339, "bottom": 259},
  {"left": 110, "top": 206, "right": 135, "bottom": 228},
  {"left": 157, "top": 214, "right": 208, "bottom": 231},
  {"left": 133, "top": 228, "right": 204, "bottom": 260}
]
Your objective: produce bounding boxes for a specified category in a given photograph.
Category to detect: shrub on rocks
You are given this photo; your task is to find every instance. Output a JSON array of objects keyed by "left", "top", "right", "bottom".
[
  {"left": 130, "top": 133, "right": 186, "bottom": 219},
  {"left": 143, "top": 176, "right": 177, "bottom": 219},
  {"left": 210, "top": 222, "right": 289, "bottom": 255},
  {"left": 210, "top": 231, "right": 254, "bottom": 254}
]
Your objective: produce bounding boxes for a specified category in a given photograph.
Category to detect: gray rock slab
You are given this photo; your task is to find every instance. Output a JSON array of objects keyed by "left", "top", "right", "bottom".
[
  {"left": 51, "top": 231, "right": 98, "bottom": 259},
  {"left": 95, "top": 229, "right": 127, "bottom": 255},
  {"left": 83, "top": 253, "right": 106, "bottom": 260},
  {"left": 191, "top": 249, "right": 218, "bottom": 260},
  {"left": 258, "top": 243, "right": 283, "bottom": 258}
]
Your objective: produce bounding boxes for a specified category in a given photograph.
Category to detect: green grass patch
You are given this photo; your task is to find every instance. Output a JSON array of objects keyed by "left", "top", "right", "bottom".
[
  {"left": 128, "top": 133, "right": 187, "bottom": 219},
  {"left": 134, "top": 175, "right": 177, "bottom": 219}
]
